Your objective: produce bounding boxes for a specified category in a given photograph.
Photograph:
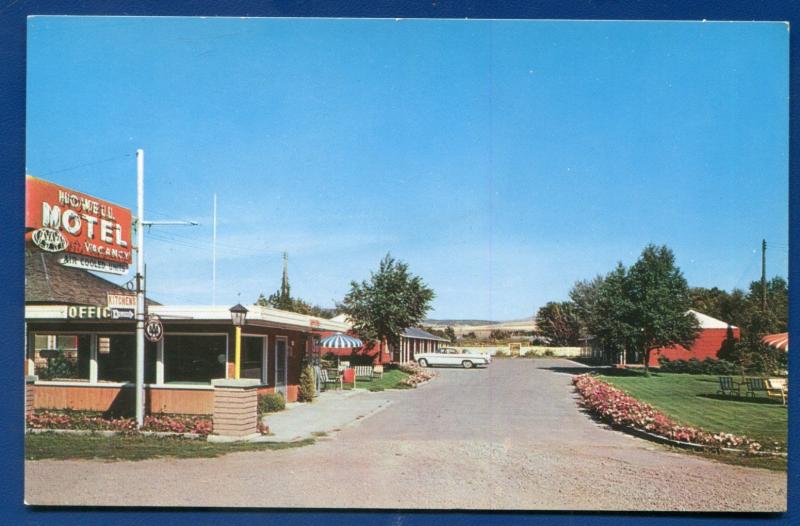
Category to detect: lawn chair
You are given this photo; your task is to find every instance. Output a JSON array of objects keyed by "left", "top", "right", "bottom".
[
  {"left": 319, "top": 368, "right": 342, "bottom": 391},
  {"left": 717, "top": 376, "right": 741, "bottom": 397},
  {"left": 743, "top": 377, "right": 768, "bottom": 399},
  {"left": 765, "top": 378, "right": 788, "bottom": 405},
  {"left": 373, "top": 364, "right": 384, "bottom": 379}
]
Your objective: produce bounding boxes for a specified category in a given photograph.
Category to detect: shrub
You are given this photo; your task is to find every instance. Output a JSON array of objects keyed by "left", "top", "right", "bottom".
[
  {"left": 258, "top": 393, "right": 286, "bottom": 414},
  {"left": 493, "top": 350, "right": 508, "bottom": 358},
  {"left": 543, "top": 349, "right": 555, "bottom": 357},
  {"left": 657, "top": 357, "right": 739, "bottom": 375},
  {"left": 297, "top": 362, "right": 316, "bottom": 402},
  {"left": 35, "top": 355, "right": 79, "bottom": 380}
]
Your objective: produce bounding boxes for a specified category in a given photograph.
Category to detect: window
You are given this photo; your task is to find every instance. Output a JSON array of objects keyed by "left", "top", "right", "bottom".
[
  {"left": 33, "top": 334, "right": 90, "bottom": 380},
  {"left": 97, "top": 334, "right": 136, "bottom": 383},
  {"left": 164, "top": 335, "right": 226, "bottom": 384},
  {"left": 241, "top": 336, "right": 266, "bottom": 383}
]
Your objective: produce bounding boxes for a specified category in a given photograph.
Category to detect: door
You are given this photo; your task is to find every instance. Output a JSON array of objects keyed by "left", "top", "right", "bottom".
[{"left": 274, "top": 337, "right": 288, "bottom": 396}]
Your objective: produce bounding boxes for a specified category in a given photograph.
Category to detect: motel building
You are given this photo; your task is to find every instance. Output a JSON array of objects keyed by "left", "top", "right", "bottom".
[
  {"left": 25, "top": 249, "right": 348, "bottom": 415},
  {"left": 318, "top": 315, "right": 448, "bottom": 365}
]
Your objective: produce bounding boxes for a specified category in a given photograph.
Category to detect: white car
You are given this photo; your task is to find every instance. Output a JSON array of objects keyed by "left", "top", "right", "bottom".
[{"left": 415, "top": 347, "right": 490, "bottom": 369}]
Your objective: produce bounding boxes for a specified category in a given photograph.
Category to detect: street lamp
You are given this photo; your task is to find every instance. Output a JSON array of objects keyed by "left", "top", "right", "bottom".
[{"left": 230, "top": 304, "right": 248, "bottom": 380}]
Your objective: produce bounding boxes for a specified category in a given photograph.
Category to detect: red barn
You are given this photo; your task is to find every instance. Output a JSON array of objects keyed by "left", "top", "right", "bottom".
[{"left": 648, "top": 310, "right": 739, "bottom": 367}]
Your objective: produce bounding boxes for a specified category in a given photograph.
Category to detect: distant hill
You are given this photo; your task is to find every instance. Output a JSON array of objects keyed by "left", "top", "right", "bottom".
[
  {"left": 425, "top": 317, "right": 537, "bottom": 339},
  {"left": 423, "top": 319, "right": 497, "bottom": 326}
]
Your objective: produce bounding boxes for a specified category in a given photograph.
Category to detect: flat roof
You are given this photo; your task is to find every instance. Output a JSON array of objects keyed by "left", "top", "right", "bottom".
[{"left": 25, "top": 304, "right": 350, "bottom": 333}]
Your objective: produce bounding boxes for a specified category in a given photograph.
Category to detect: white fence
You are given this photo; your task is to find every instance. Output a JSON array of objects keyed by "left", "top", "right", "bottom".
[{"left": 458, "top": 345, "right": 583, "bottom": 358}]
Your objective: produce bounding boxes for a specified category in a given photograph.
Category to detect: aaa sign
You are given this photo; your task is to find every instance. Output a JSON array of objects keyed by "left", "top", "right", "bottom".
[{"left": 25, "top": 176, "right": 132, "bottom": 266}]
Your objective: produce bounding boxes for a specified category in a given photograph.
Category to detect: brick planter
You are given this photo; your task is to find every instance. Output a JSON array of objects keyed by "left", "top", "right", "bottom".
[
  {"left": 25, "top": 375, "right": 37, "bottom": 418},
  {"left": 211, "top": 379, "right": 259, "bottom": 438}
]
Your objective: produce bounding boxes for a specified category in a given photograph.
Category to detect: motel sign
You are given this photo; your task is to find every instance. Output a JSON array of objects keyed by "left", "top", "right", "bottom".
[{"left": 25, "top": 175, "right": 133, "bottom": 275}]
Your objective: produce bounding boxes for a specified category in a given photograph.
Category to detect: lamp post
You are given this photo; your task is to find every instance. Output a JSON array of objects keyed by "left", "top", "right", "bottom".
[{"left": 230, "top": 304, "right": 249, "bottom": 379}]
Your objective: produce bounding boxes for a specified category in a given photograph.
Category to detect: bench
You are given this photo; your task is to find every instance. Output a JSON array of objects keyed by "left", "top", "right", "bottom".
[
  {"left": 354, "top": 365, "right": 374, "bottom": 382},
  {"left": 743, "top": 377, "right": 768, "bottom": 398},
  {"left": 717, "top": 376, "right": 741, "bottom": 397},
  {"left": 765, "top": 378, "right": 788, "bottom": 405},
  {"left": 318, "top": 368, "right": 342, "bottom": 391}
]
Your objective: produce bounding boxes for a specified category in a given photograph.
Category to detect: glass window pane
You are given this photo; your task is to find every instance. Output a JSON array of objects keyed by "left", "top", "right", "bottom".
[
  {"left": 56, "top": 335, "right": 78, "bottom": 350},
  {"left": 34, "top": 334, "right": 49, "bottom": 350},
  {"left": 97, "top": 334, "right": 136, "bottom": 383},
  {"left": 241, "top": 336, "right": 263, "bottom": 381},
  {"left": 34, "top": 334, "right": 90, "bottom": 381},
  {"left": 164, "top": 335, "right": 226, "bottom": 384}
]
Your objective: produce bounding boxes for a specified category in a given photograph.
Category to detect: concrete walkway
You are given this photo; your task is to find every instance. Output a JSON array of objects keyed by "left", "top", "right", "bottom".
[{"left": 255, "top": 389, "right": 392, "bottom": 442}]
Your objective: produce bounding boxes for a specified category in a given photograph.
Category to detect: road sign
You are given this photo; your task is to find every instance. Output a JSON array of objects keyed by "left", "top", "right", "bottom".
[
  {"left": 111, "top": 308, "right": 135, "bottom": 320},
  {"left": 145, "top": 315, "right": 163, "bottom": 343}
]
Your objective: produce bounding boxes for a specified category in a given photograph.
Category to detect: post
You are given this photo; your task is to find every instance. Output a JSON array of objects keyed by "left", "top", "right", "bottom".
[
  {"left": 234, "top": 325, "right": 242, "bottom": 379},
  {"left": 135, "top": 148, "right": 145, "bottom": 427},
  {"left": 212, "top": 193, "right": 217, "bottom": 306},
  {"left": 761, "top": 238, "right": 767, "bottom": 311},
  {"left": 89, "top": 334, "right": 98, "bottom": 383}
]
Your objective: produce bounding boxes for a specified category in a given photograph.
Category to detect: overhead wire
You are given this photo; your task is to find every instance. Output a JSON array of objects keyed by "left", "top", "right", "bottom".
[{"left": 36, "top": 153, "right": 132, "bottom": 177}]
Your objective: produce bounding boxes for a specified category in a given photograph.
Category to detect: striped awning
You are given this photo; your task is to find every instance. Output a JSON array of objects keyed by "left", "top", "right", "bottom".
[
  {"left": 319, "top": 332, "right": 363, "bottom": 349},
  {"left": 761, "top": 332, "right": 789, "bottom": 351}
]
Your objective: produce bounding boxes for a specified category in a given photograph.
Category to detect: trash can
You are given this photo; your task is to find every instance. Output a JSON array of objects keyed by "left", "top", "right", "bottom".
[{"left": 342, "top": 368, "right": 355, "bottom": 386}]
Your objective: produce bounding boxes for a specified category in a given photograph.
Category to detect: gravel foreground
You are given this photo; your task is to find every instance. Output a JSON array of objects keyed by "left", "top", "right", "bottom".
[{"left": 25, "top": 359, "right": 787, "bottom": 511}]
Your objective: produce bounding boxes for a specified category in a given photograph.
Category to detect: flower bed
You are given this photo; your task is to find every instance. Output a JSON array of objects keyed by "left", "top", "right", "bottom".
[
  {"left": 26, "top": 410, "right": 213, "bottom": 436},
  {"left": 573, "top": 374, "right": 766, "bottom": 453},
  {"left": 397, "top": 362, "right": 436, "bottom": 387}
]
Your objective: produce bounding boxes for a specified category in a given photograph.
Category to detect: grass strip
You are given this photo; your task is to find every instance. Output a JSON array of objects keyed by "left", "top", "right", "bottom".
[{"left": 26, "top": 432, "right": 314, "bottom": 462}]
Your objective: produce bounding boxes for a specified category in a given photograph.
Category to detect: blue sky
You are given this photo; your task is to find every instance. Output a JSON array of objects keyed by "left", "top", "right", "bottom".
[{"left": 26, "top": 18, "right": 789, "bottom": 320}]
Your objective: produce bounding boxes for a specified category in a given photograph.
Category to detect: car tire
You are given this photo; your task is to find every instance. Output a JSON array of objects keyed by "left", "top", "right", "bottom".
[
  {"left": 462, "top": 360, "right": 474, "bottom": 369},
  {"left": 418, "top": 359, "right": 428, "bottom": 367}
]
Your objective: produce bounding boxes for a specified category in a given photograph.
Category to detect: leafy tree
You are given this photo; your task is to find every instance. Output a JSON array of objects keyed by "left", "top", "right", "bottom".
[
  {"left": 338, "top": 254, "right": 435, "bottom": 354},
  {"left": 625, "top": 245, "right": 700, "bottom": 374},
  {"left": 745, "top": 276, "right": 788, "bottom": 334},
  {"left": 587, "top": 264, "right": 638, "bottom": 364},
  {"left": 444, "top": 326, "right": 456, "bottom": 343},
  {"left": 534, "top": 301, "right": 581, "bottom": 346},
  {"left": 569, "top": 275, "right": 604, "bottom": 339}
]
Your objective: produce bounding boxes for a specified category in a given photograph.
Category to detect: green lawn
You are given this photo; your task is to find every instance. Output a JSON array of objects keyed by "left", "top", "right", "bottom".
[
  {"left": 338, "top": 369, "right": 411, "bottom": 391},
  {"left": 26, "top": 432, "right": 314, "bottom": 461},
  {"left": 597, "top": 372, "right": 788, "bottom": 447}
]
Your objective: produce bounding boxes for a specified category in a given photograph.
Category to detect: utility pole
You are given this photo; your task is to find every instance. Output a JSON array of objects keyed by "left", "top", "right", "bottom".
[
  {"left": 212, "top": 193, "right": 217, "bottom": 306},
  {"left": 135, "top": 149, "right": 145, "bottom": 428},
  {"left": 761, "top": 238, "right": 767, "bottom": 312}
]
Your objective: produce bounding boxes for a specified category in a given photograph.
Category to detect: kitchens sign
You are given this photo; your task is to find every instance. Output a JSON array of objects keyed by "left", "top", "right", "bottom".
[{"left": 26, "top": 176, "right": 132, "bottom": 275}]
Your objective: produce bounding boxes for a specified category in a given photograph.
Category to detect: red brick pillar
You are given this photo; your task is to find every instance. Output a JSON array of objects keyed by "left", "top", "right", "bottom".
[
  {"left": 25, "top": 375, "right": 37, "bottom": 419},
  {"left": 211, "top": 379, "right": 259, "bottom": 438}
]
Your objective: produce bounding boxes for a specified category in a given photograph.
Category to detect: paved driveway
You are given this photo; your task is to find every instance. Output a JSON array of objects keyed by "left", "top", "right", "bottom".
[{"left": 25, "top": 358, "right": 786, "bottom": 511}]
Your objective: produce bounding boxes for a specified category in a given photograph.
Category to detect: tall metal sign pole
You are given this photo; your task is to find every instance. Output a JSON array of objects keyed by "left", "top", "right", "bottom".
[
  {"left": 761, "top": 238, "right": 767, "bottom": 312},
  {"left": 135, "top": 149, "right": 146, "bottom": 427}
]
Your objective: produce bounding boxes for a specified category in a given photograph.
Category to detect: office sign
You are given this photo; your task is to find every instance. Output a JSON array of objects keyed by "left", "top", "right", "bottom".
[
  {"left": 67, "top": 305, "right": 112, "bottom": 320},
  {"left": 26, "top": 176, "right": 133, "bottom": 274}
]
